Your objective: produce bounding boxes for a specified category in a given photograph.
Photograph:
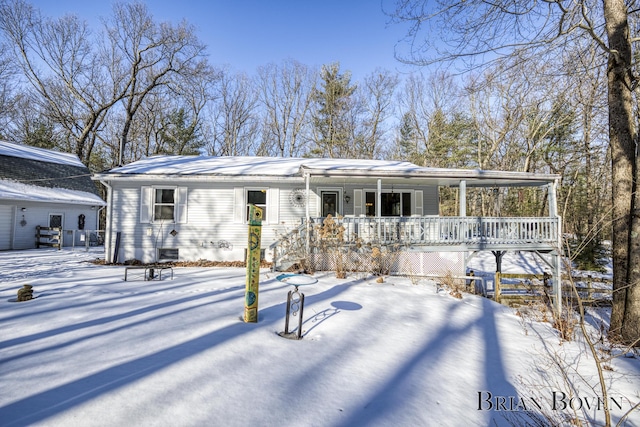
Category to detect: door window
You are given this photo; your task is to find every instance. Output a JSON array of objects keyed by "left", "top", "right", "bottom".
[
  {"left": 49, "top": 214, "right": 63, "bottom": 228},
  {"left": 322, "top": 191, "right": 338, "bottom": 217}
]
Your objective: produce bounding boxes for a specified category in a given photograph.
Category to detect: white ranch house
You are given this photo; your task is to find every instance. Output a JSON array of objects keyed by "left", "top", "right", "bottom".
[{"left": 93, "top": 155, "right": 563, "bottom": 305}]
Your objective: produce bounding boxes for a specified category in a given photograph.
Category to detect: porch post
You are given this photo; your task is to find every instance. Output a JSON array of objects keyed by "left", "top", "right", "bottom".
[
  {"left": 377, "top": 179, "right": 382, "bottom": 238},
  {"left": 549, "top": 180, "right": 562, "bottom": 314},
  {"left": 460, "top": 180, "right": 467, "bottom": 276},
  {"left": 376, "top": 179, "right": 382, "bottom": 217},
  {"left": 305, "top": 173, "right": 310, "bottom": 252},
  {"left": 459, "top": 180, "right": 467, "bottom": 217},
  {"left": 548, "top": 181, "right": 558, "bottom": 217}
]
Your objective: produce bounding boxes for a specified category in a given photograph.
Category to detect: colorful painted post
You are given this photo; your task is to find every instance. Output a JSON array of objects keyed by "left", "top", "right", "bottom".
[{"left": 244, "top": 204, "right": 263, "bottom": 322}]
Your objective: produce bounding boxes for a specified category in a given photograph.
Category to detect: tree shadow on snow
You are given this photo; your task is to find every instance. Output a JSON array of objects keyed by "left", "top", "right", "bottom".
[{"left": 0, "top": 280, "right": 356, "bottom": 426}]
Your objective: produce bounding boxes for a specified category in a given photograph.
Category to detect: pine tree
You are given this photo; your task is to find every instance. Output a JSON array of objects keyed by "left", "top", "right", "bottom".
[{"left": 311, "top": 63, "right": 356, "bottom": 158}]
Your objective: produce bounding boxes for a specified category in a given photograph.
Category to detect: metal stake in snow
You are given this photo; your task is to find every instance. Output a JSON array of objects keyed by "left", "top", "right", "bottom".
[
  {"left": 277, "top": 273, "right": 317, "bottom": 340},
  {"left": 243, "top": 204, "right": 263, "bottom": 323}
]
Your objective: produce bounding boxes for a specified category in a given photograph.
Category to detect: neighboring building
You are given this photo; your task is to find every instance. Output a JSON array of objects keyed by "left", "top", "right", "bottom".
[
  {"left": 93, "top": 155, "right": 562, "bottom": 303},
  {"left": 0, "top": 141, "right": 106, "bottom": 250}
]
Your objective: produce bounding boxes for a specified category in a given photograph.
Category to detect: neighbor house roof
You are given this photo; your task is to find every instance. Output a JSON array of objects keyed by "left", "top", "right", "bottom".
[
  {"left": 94, "top": 155, "right": 560, "bottom": 188},
  {"left": 0, "top": 140, "right": 106, "bottom": 205}
]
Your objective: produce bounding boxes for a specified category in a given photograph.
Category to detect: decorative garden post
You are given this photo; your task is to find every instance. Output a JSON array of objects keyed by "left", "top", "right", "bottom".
[{"left": 244, "top": 204, "right": 263, "bottom": 323}]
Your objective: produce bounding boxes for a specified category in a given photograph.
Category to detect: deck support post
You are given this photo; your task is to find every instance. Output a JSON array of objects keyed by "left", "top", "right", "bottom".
[
  {"left": 492, "top": 250, "right": 505, "bottom": 273},
  {"left": 552, "top": 250, "right": 562, "bottom": 314}
]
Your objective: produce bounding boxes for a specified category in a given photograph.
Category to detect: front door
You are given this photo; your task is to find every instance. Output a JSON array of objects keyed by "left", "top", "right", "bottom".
[{"left": 321, "top": 191, "right": 338, "bottom": 217}]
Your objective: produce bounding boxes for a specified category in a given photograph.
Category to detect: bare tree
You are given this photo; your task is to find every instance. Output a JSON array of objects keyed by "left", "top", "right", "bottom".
[
  {"left": 0, "top": 0, "right": 124, "bottom": 163},
  {"left": 389, "top": 0, "right": 640, "bottom": 346},
  {"left": 256, "top": 59, "right": 315, "bottom": 157},
  {"left": 354, "top": 68, "right": 399, "bottom": 158},
  {"left": 205, "top": 69, "right": 260, "bottom": 156},
  {"left": 0, "top": 42, "right": 17, "bottom": 138},
  {"left": 104, "top": 2, "right": 207, "bottom": 165}
]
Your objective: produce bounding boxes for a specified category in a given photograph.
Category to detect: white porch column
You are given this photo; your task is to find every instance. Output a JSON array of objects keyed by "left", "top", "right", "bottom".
[
  {"left": 459, "top": 180, "right": 467, "bottom": 217},
  {"left": 377, "top": 179, "right": 382, "bottom": 238},
  {"left": 548, "top": 180, "right": 558, "bottom": 217},
  {"left": 305, "top": 173, "right": 310, "bottom": 252},
  {"left": 459, "top": 180, "right": 467, "bottom": 276},
  {"left": 549, "top": 179, "right": 562, "bottom": 314},
  {"left": 376, "top": 179, "right": 382, "bottom": 217}
]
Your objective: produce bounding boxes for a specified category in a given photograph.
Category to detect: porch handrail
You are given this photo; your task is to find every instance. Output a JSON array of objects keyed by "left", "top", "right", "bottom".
[{"left": 307, "top": 216, "right": 559, "bottom": 246}]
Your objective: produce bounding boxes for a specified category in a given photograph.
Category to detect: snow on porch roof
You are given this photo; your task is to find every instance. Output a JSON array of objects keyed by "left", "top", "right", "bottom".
[{"left": 95, "top": 155, "right": 559, "bottom": 187}]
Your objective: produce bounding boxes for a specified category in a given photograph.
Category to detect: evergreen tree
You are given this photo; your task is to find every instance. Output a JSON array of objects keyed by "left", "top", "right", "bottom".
[
  {"left": 156, "top": 108, "right": 204, "bottom": 155},
  {"left": 311, "top": 63, "right": 356, "bottom": 158}
]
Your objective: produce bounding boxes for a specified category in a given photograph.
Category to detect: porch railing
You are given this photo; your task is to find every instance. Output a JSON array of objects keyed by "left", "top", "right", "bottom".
[
  {"left": 308, "top": 216, "right": 559, "bottom": 247},
  {"left": 270, "top": 216, "right": 560, "bottom": 271}
]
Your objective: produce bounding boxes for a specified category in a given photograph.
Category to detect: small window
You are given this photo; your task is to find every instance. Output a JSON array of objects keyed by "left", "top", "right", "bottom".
[
  {"left": 246, "top": 189, "right": 267, "bottom": 222},
  {"left": 158, "top": 248, "right": 179, "bottom": 261},
  {"left": 155, "top": 188, "right": 175, "bottom": 221},
  {"left": 49, "top": 213, "right": 63, "bottom": 228}
]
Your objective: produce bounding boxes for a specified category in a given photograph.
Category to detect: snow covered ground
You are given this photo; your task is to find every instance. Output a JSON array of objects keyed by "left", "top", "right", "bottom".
[{"left": 0, "top": 248, "right": 638, "bottom": 426}]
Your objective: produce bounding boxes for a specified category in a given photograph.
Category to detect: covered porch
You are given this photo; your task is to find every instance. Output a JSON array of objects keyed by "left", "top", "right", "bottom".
[{"left": 276, "top": 165, "right": 564, "bottom": 311}]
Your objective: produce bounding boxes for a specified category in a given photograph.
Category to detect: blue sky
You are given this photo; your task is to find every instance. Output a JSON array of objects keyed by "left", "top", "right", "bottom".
[{"left": 32, "top": 0, "right": 417, "bottom": 81}]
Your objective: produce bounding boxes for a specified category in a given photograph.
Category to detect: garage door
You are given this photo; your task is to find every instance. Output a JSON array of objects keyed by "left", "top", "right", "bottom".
[{"left": 0, "top": 205, "right": 13, "bottom": 250}]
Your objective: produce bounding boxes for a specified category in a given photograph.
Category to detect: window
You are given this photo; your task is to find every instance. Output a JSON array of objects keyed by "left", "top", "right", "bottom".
[
  {"left": 154, "top": 188, "right": 175, "bottom": 221},
  {"left": 158, "top": 248, "right": 179, "bottom": 261},
  {"left": 366, "top": 191, "right": 412, "bottom": 217},
  {"left": 49, "top": 213, "right": 63, "bottom": 228},
  {"left": 140, "top": 186, "right": 187, "bottom": 224},
  {"left": 246, "top": 189, "right": 267, "bottom": 222}
]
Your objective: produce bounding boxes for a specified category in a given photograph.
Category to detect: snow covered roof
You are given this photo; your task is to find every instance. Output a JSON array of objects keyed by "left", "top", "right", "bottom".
[
  {"left": 97, "top": 156, "right": 422, "bottom": 176},
  {"left": 94, "top": 155, "right": 560, "bottom": 187},
  {"left": 0, "top": 140, "right": 104, "bottom": 205},
  {"left": 0, "top": 179, "right": 106, "bottom": 205},
  {"left": 0, "top": 140, "right": 85, "bottom": 167}
]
